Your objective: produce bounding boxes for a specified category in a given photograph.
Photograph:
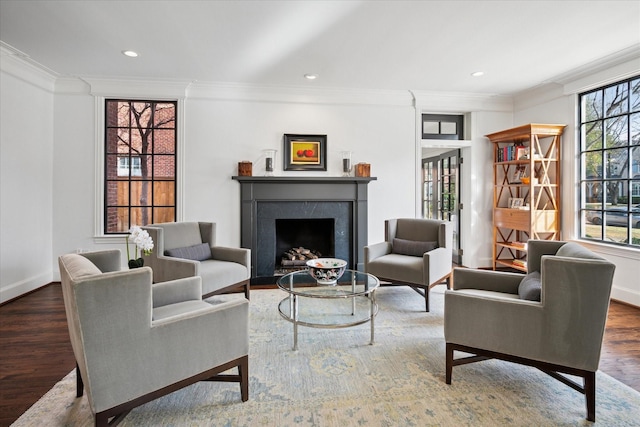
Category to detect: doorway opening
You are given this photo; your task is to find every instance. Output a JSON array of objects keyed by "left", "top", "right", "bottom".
[{"left": 422, "top": 149, "right": 461, "bottom": 264}]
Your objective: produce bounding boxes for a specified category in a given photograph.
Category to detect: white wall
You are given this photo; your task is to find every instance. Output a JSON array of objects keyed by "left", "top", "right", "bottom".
[
  {"left": 51, "top": 83, "right": 99, "bottom": 260},
  {"left": 462, "top": 111, "right": 513, "bottom": 268},
  {"left": 183, "top": 95, "right": 416, "bottom": 246},
  {"left": 0, "top": 53, "right": 55, "bottom": 303},
  {"left": 514, "top": 59, "right": 640, "bottom": 307}
]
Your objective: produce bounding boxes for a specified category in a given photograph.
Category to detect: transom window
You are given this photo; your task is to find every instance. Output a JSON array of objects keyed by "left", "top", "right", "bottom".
[
  {"left": 579, "top": 76, "right": 640, "bottom": 247},
  {"left": 104, "top": 100, "right": 177, "bottom": 234}
]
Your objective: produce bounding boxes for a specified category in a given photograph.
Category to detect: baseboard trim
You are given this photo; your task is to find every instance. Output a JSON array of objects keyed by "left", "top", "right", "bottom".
[
  {"left": 0, "top": 273, "right": 53, "bottom": 305},
  {"left": 611, "top": 287, "right": 640, "bottom": 309}
]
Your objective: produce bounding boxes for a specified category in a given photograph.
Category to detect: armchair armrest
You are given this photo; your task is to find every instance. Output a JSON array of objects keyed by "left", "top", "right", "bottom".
[
  {"left": 452, "top": 267, "right": 523, "bottom": 294},
  {"left": 211, "top": 246, "right": 250, "bottom": 267},
  {"left": 151, "top": 296, "right": 248, "bottom": 327},
  {"left": 154, "top": 255, "right": 199, "bottom": 282},
  {"left": 423, "top": 247, "right": 452, "bottom": 283},
  {"left": 364, "top": 241, "right": 392, "bottom": 263},
  {"left": 444, "top": 289, "right": 544, "bottom": 354},
  {"left": 152, "top": 276, "right": 202, "bottom": 308}
]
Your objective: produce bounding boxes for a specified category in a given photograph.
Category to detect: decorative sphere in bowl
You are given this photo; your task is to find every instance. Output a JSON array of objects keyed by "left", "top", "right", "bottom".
[{"left": 306, "top": 258, "right": 347, "bottom": 285}]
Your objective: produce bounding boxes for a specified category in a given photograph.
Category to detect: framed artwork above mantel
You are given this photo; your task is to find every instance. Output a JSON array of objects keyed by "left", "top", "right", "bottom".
[{"left": 283, "top": 134, "right": 327, "bottom": 171}]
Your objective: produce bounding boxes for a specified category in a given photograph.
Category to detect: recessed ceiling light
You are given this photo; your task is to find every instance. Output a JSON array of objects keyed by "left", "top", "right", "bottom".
[
  {"left": 304, "top": 74, "right": 318, "bottom": 80},
  {"left": 471, "top": 71, "right": 484, "bottom": 77},
  {"left": 122, "top": 50, "right": 139, "bottom": 58}
]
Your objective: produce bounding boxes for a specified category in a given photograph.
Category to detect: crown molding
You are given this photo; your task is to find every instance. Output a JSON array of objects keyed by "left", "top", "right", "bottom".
[
  {"left": 562, "top": 54, "right": 640, "bottom": 95},
  {"left": 80, "top": 77, "right": 194, "bottom": 99},
  {"left": 513, "top": 46, "right": 640, "bottom": 110},
  {"left": 0, "top": 42, "right": 57, "bottom": 92},
  {"left": 513, "top": 83, "right": 566, "bottom": 112},
  {"left": 411, "top": 90, "right": 513, "bottom": 113},
  {"left": 186, "top": 81, "right": 414, "bottom": 107},
  {"left": 553, "top": 44, "right": 640, "bottom": 91}
]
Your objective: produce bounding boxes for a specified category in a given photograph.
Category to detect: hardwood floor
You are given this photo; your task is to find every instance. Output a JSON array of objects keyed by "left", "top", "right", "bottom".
[{"left": 1, "top": 283, "right": 639, "bottom": 426}]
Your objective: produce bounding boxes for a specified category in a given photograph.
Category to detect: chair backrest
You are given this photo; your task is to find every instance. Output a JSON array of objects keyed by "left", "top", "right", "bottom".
[
  {"left": 386, "top": 218, "right": 451, "bottom": 248},
  {"left": 145, "top": 222, "right": 216, "bottom": 253},
  {"left": 58, "top": 250, "right": 154, "bottom": 412},
  {"left": 59, "top": 253, "right": 105, "bottom": 374}
]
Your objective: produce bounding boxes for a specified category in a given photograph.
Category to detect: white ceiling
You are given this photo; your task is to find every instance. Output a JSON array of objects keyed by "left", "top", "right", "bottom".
[{"left": 1, "top": 0, "right": 639, "bottom": 96}]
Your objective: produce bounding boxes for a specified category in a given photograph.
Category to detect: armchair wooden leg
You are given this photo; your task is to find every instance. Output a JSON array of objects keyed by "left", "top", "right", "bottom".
[
  {"left": 585, "top": 371, "right": 596, "bottom": 422},
  {"left": 76, "top": 363, "right": 84, "bottom": 398},
  {"left": 445, "top": 343, "right": 453, "bottom": 384},
  {"left": 239, "top": 355, "right": 249, "bottom": 402}
]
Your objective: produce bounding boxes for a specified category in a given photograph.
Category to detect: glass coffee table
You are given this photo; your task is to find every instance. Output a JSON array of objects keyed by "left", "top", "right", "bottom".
[{"left": 276, "top": 269, "right": 379, "bottom": 350}]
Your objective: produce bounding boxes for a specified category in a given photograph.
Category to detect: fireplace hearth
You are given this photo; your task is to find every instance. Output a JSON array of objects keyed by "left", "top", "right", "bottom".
[{"left": 232, "top": 176, "right": 376, "bottom": 284}]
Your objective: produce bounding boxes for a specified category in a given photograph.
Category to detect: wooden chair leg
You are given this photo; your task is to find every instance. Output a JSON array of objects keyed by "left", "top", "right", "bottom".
[
  {"left": 585, "top": 371, "right": 596, "bottom": 422},
  {"left": 242, "top": 281, "right": 250, "bottom": 300},
  {"left": 76, "top": 363, "right": 84, "bottom": 397},
  {"left": 445, "top": 343, "right": 453, "bottom": 384},
  {"left": 239, "top": 355, "right": 249, "bottom": 402}
]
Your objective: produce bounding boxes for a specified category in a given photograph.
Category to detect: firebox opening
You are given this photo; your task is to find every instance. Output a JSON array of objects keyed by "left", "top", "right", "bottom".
[{"left": 275, "top": 218, "right": 335, "bottom": 274}]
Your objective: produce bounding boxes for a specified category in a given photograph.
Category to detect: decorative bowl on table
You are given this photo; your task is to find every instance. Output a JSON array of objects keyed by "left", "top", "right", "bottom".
[{"left": 306, "top": 258, "right": 347, "bottom": 285}]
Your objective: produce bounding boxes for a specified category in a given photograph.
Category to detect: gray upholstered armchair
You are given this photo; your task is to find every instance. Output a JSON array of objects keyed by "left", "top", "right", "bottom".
[
  {"left": 142, "top": 222, "right": 250, "bottom": 299},
  {"left": 59, "top": 249, "right": 249, "bottom": 427},
  {"left": 364, "top": 218, "right": 453, "bottom": 312},
  {"left": 444, "top": 240, "right": 616, "bottom": 422}
]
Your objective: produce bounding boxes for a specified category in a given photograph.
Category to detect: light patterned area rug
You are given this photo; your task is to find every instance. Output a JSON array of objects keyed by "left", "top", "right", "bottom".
[{"left": 12, "top": 287, "right": 640, "bottom": 426}]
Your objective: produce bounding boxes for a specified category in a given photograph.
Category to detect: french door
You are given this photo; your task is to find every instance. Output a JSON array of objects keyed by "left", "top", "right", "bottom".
[{"left": 422, "top": 150, "right": 462, "bottom": 264}]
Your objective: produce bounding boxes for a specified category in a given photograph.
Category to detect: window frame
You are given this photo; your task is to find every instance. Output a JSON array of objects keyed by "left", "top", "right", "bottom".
[
  {"left": 93, "top": 96, "right": 185, "bottom": 241},
  {"left": 578, "top": 75, "right": 639, "bottom": 248}
]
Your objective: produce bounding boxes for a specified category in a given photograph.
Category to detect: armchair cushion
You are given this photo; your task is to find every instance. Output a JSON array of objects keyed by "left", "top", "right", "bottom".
[
  {"left": 555, "top": 242, "right": 603, "bottom": 260},
  {"left": 518, "top": 271, "right": 541, "bottom": 301},
  {"left": 392, "top": 238, "right": 438, "bottom": 257},
  {"left": 67, "top": 255, "right": 102, "bottom": 278},
  {"left": 166, "top": 242, "right": 212, "bottom": 261}
]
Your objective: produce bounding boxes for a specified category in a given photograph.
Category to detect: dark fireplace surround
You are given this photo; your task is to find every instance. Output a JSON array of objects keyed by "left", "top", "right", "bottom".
[{"left": 232, "top": 176, "right": 376, "bottom": 283}]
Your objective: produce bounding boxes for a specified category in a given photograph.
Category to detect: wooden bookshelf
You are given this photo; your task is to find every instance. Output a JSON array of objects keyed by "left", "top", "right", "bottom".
[{"left": 486, "top": 123, "right": 566, "bottom": 271}]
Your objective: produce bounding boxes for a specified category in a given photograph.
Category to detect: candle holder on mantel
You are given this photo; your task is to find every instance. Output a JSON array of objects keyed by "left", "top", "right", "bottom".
[
  {"left": 340, "top": 151, "right": 352, "bottom": 177},
  {"left": 264, "top": 149, "right": 277, "bottom": 176}
]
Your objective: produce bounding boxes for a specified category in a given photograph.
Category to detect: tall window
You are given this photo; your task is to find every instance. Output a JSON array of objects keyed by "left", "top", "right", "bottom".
[
  {"left": 579, "top": 76, "right": 640, "bottom": 247},
  {"left": 104, "top": 100, "right": 177, "bottom": 234}
]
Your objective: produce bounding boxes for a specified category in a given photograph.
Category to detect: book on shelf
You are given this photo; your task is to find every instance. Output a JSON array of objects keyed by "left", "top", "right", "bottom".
[
  {"left": 512, "top": 241, "right": 527, "bottom": 249},
  {"left": 497, "top": 144, "right": 528, "bottom": 162},
  {"left": 512, "top": 259, "right": 527, "bottom": 268}
]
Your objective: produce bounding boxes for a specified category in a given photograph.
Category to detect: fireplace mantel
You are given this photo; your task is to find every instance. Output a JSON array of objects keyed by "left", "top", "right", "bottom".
[
  {"left": 232, "top": 176, "right": 377, "bottom": 184},
  {"left": 232, "top": 176, "right": 376, "bottom": 282}
]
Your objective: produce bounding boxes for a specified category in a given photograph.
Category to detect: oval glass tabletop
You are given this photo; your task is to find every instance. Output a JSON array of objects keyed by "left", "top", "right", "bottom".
[{"left": 276, "top": 269, "right": 380, "bottom": 298}]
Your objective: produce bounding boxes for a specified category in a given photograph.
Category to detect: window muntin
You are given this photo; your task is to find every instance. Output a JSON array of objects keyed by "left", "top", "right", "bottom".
[
  {"left": 579, "top": 76, "right": 640, "bottom": 247},
  {"left": 104, "top": 100, "right": 177, "bottom": 234}
]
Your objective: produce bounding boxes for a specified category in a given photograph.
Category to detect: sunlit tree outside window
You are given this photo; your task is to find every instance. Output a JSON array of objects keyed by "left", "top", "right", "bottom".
[{"left": 104, "top": 100, "right": 177, "bottom": 234}]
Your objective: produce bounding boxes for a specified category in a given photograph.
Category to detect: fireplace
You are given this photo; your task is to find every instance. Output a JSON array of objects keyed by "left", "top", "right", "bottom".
[
  {"left": 275, "top": 218, "right": 334, "bottom": 273},
  {"left": 232, "top": 176, "right": 376, "bottom": 283}
]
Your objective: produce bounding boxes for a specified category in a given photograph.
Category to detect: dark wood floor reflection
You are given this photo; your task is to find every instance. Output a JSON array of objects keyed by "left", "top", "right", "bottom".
[{"left": 1, "top": 283, "right": 639, "bottom": 426}]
